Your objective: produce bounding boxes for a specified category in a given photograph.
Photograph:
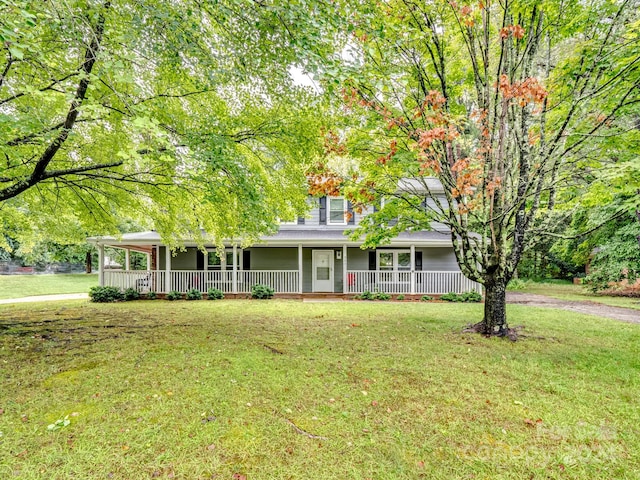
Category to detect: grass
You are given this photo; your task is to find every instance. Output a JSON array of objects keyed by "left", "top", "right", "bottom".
[
  {"left": 0, "top": 274, "right": 97, "bottom": 299},
  {"left": 515, "top": 280, "right": 640, "bottom": 311},
  {"left": 1, "top": 300, "right": 639, "bottom": 479}
]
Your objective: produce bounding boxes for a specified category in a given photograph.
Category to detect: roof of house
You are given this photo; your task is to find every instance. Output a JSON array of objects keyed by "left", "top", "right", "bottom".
[{"left": 88, "top": 228, "right": 453, "bottom": 248}]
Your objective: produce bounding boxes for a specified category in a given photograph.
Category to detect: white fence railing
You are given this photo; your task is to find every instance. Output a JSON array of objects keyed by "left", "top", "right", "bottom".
[
  {"left": 103, "top": 269, "right": 481, "bottom": 295},
  {"left": 103, "top": 270, "right": 299, "bottom": 294},
  {"left": 346, "top": 270, "right": 481, "bottom": 295}
]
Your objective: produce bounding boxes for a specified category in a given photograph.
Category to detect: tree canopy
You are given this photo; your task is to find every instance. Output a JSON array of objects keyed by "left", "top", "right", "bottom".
[
  {"left": 0, "top": 0, "right": 341, "bottom": 250},
  {"left": 325, "top": 0, "right": 640, "bottom": 334}
]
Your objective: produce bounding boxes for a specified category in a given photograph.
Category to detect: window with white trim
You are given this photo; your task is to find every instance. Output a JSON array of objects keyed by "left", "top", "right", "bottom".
[
  {"left": 207, "top": 249, "right": 242, "bottom": 270},
  {"left": 377, "top": 250, "right": 411, "bottom": 271},
  {"left": 328, "top": 197, "right": 347, "bottom": 225}
]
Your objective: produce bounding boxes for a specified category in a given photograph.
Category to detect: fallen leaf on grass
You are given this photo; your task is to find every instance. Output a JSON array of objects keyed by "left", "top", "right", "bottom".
[
  {"left": 524, "top": 418, "right": 543, "bottom": 427},
  {"left": 232, "top": 474, "right": 247, "bottom": 480}
]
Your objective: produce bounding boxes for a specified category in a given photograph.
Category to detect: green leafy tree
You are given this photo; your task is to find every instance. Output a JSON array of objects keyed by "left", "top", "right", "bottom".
[
  {"left": 333, "top": 0, "right": 640, "bottom": 336},
  {"left": 0, "top": 0, "right": 336, "bottom": 250}
]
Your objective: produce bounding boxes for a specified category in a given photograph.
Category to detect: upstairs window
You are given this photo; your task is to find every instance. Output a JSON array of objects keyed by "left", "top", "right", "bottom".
[{"left": 328, "top": 197, "right": 347, "bottom": 225}]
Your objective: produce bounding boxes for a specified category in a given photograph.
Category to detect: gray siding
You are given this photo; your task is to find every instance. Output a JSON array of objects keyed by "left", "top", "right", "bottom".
[
  {"left": 420, "top": 247, "right": 459, "bottom": 271},
  {"left": 250, "top": 247, "right": 299, "bottom": 270},
  {"left": 172, "top": 248, "right": 197, "bottom": 270},
  {"left": 347, "top": 248, "right": 370, "bottom": 270}
]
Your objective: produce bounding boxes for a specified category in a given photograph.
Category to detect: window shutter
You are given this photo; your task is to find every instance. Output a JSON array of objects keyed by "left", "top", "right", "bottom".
[
  {"left": 347, "top": 201, "right": 355, "bottom": 225},
  {"left": 243, "top": 250, "right": 251, "bottom": 270},
  {"left": 415, "top": 252, "right": 423, "bottom": 271},
  {"left": 297, "top": 217, "right": 305, "bottom": 225},
  {"left": 319, "top": 197, "right": 327, "bottom": 224},
  {"left": 196, "top": 250, "right": 205, "bottom": 270},
  {"left": 368, "top": 251, "right": 376, "bottom": 270}
]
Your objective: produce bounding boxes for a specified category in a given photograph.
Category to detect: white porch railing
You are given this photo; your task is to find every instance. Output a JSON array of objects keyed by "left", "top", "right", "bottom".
[
  {"left": 103, "top": 270, "right": 299, "bottom": 294},
  {"left": 238, "top": 271, "right": 299, "bottom": 293},
  {"left": 104, "top": 270, "right": 166, "bottom": 292},
  {"left": 103, "top": 269, "right": 481, "bottom": 295},
  {"left": 347, "top": 270, "right": 482, "bottom": 295}
]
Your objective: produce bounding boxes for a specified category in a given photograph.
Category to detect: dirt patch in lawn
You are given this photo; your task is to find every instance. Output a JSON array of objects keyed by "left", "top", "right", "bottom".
[{"left": 507, "top": 292, "right": 640, "bottom": 324}]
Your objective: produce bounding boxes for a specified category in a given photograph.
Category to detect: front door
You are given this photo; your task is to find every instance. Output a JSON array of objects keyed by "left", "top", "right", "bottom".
[{"left": 312, "top": 250, "right": 334, "bottom": 292}]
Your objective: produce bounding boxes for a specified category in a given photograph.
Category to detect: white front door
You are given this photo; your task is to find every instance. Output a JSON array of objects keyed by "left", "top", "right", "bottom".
[{"left": 312, "top": 250, "right": 334, "bottom": 292}]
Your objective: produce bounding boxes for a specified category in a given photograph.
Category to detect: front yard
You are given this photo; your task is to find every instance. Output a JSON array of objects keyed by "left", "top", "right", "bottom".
[
  {"left": 0, "top": 300, "right": 638, "bottom": 479},
  {"left": 0, "top": 274, "right": 97, "bottom": 300}
]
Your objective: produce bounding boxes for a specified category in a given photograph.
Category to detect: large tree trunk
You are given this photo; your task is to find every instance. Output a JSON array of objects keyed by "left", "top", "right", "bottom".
[{"left": 480, "top": 276, "right": 509, "bottom": 336}]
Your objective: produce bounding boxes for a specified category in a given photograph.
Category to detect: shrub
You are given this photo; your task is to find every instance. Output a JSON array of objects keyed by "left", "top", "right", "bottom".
[
  {"left": 396, "top": 294, "right": 405, "bottom": 301},
  {"left": 506, "top": 278, "right": 528, "bottom": 291},
  {"left": 185, "top": 288, "right": 202, "bottom": 300},
  {"left": 420, "top": 295, "right": 433, "bottom": 301},
  {"left": 89, "top": 286, "right": 124, "bottom": 303},
  {"left": 207, "top": 288, "right": 224, "bottom": 300},
  {"left": 460, "top": 291, "right": 482, "bottom": 302},
  {"left": 251, "top": 284, "right": 274, "bottom": 299},
  {"left": 440, "top": 291, "right": 483, "bottom": 302},
  {"left": 123, "top": 287, "right": 140, "bottom": 301},
  {"left": 147, "top": 291, "right": 157, "bottom": 300},
  {"left": 359, "top": 290, "right": 375, "bottom": 300},
  {"left": 440, "top": 292, "right": 463, "bottom": 302},
  {"left": 373, "top": 291, "right": 391, "bottom": 301},
  {"left": 166, "top": 290, "right": 182, "bottom": 301}
]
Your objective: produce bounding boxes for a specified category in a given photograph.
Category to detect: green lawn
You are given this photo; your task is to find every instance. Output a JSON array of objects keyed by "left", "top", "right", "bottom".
[
  {"left": 516, "top": 281, "right": 640, "bottom": 311},
  {"left": 1, "top": 300, "right": 638, "bottom": 479},
  {"left": 0, "top": 274, "right": 97, "bottom": 299}
]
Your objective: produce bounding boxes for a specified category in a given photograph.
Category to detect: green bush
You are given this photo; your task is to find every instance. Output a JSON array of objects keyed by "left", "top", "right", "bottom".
[
  {"left": 147, "top": 291, "right": 157, "bottom": 300},
  {"left": 440, "top": 292, "right": 462, "bottom": 302},
  {"left": 207, "top": 288, "right": 224, "bottom": 300},
  {"left": 251, "top": 284, "right": 274, "bottom": 299},
  {"left": 460, "top": 291, "right": 482, "bottom": 302},
  {"left": 166, "top": 290, "right": 182, "bottom": 301},
  {"left": 440, "top": 291, "right": 483, "bottom": 303},
  {"left": 396, "top": 294, "right": 405, "bottom": 301},
  {"left": 359, "top": 291, "right": 375, "bottom": 300},
  {"left": 420, "top": 295, "right": 433, "bottom": 301},
  {"left": 373, "top": 291, "right": 391, "bottom": 301},
  {"left": 185, "top": 288, "right": 202, "bottom": 300},
  {"left": 506, "top": 278, "right": 529, "bottom": 291},
  {"left": 123, "top": 287, "right": 140, "bottom": 301},
  {"left": 89, "top": 286, "right": 124, "bottom": 303}
]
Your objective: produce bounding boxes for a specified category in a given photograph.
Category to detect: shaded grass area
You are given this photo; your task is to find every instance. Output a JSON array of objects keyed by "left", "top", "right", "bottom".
[
  {"left": 0, "top": 274, "right": 97, "bottom": 300},
  {"left": 1, "top": 300, "right": 639, "bottom": 479},
  {"left": 517, "top": 281, "right": 640, "bottom": 310}
]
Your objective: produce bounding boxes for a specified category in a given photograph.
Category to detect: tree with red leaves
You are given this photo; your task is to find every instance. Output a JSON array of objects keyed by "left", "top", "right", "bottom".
[{"left": 336, "top": 0, "right": 640, "bottom": 336}]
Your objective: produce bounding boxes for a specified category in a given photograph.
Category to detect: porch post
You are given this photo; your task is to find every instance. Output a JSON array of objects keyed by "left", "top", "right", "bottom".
[
  {"left": 410, "top": 244, "right": 416, "bottom": 294},
  {"left": 125, "top": 249, "right": 130, "bottom": 271},
  {"left": 342, "top": 244, "right": 348, "bottom": 294},
  {"left": 165, "top": 246, "right": 171, "bottom": 293},
  {"left": 232, "top": 245, "right": 238, "bottom": 294},
  {"left": 146, "top": 253, "right": 151, "bottom": 270},
  {"left": 98, "top": 244, "right": 105, "bottom": 286},
  {"left": 298, "top": 244, "right": 303, "bottom": 294}
]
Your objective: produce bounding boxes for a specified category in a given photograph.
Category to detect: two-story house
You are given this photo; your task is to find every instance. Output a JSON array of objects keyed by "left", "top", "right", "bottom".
[{"left": 89, "top": 180, "right": 481, "bottom": 297}]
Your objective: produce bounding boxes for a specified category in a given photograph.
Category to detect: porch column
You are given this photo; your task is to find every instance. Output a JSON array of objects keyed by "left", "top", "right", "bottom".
[
  {"left": 298, "top": 244, "right": 303, "bottom": 294},
  {"left": 165, "top": 246, "right": 171, "bottom": 293},
  {"left": 98, "top": 244, "right": 105, "bottom": 286},
  {"left": 410, "top": 244, "right": 416, "bottom": 294},
  {"left": 146, "top": 253, "right": 151, "bottom": 270},
  {"left": 125, "top": 249, "right": 131, "bottom": 271},
  {"left": 342, "top": 244, "right": 348, "bottom": 294},
  {"left": 232, "top": 245, "right": 238, "bottom": 294}
]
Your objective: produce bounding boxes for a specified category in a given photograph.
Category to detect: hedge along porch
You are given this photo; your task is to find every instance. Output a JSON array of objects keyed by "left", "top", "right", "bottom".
[{"left": 88, "top": 230, "right": 482, "bottom": 296}]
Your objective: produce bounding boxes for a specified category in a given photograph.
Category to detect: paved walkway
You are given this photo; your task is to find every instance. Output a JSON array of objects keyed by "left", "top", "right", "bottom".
[{"left": 0, "top": 293, "right": 89, "bottom": 305}]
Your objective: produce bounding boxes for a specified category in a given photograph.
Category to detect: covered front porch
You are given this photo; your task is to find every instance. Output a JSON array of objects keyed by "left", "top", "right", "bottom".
[{"left": 94, "top": 235, "right": 482, "bottom": 296}]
